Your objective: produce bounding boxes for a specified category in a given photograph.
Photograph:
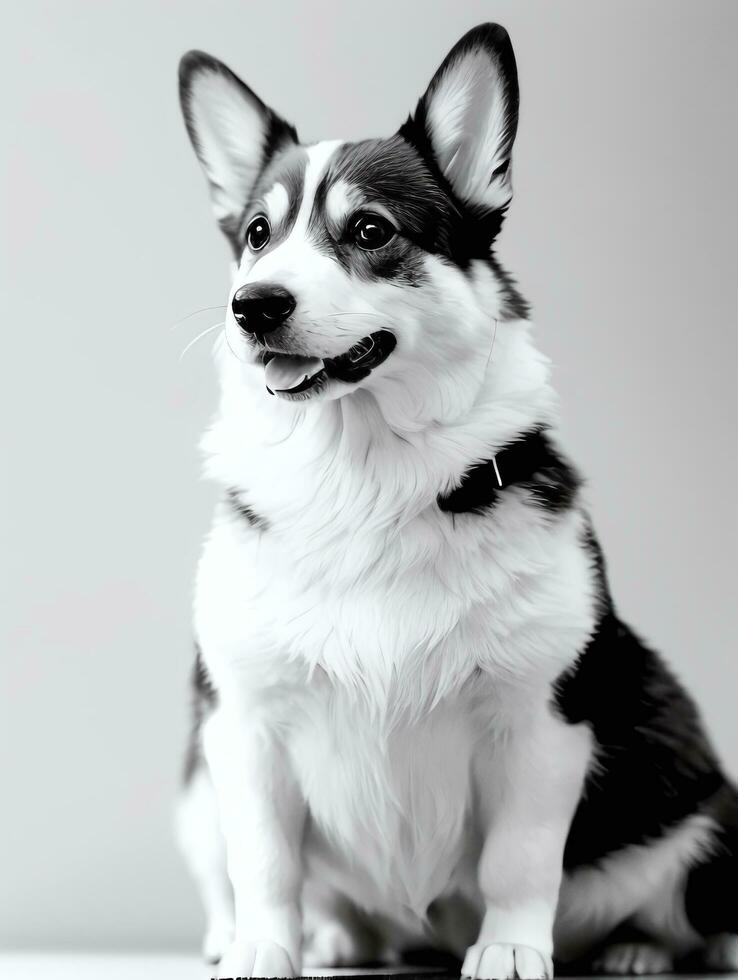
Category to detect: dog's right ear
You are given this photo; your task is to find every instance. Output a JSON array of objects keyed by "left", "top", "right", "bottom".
[
  {"left": 178, "top": 51, "right": 298, "bottom": 252},
  {"left": 400, "top": 24, "right": 519, "bottom": 221}
]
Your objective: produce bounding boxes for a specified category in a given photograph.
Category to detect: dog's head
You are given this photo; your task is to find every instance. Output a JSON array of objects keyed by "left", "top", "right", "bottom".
[{"left": 179, "top": 24, "right": 525, "bottom": 416}]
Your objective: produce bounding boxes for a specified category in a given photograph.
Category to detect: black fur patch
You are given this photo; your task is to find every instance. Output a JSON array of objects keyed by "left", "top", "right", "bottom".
[
  {"left": 226, "top": 488, "right": 268, "bottom": 530},
  {"left": 182, "top": 644, "right": 218, "bottom": 784},
  {"left": 487, "top": 255, "right": 530, "bottom": 321},
  {"left": 438, "top": 428, "right": 580, "bottom": 517},
  {"left": 683, "top": 782, "right": 738, "bottom": 936},
  {"left": 304, "top": 137, "right": 450, "bottom": 285},
  {"left": 555, "top": 531, "right": 728, "bottom": 870},
  {"left": 327, "top": 138, "right": 458, "bottom": 255}
]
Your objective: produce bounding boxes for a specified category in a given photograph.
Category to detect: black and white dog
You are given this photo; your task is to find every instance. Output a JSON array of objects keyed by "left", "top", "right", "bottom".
[{"left": 175, "top": 24, "right": 737, "bottom": 980}]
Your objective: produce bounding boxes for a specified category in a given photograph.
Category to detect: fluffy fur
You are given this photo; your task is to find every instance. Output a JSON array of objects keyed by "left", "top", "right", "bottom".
[{"left": 174, "top": 24, "right": 737, "bottom": 980}]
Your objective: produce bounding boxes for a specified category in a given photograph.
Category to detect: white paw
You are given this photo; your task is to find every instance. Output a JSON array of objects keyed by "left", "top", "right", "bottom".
[
  {"left": 593, "top": 941, "right": 673, "bottom": 975},
  {"left": 202, "top": 920, "right": 235, "bottom": 965},
  {"left": 214, "top": 939, "right": 296, "bottom": 979},
  {"left": 303, "top": 919, "right": 368, "bottom": 968},
  {"left": 462, "top": 942, "right": 553, "bottom": 979},
  {"left": 704, "top": 933, "right": 738, "bottom": 971}
]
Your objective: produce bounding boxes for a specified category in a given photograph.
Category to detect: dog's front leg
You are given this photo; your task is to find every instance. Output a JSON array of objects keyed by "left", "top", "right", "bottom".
[
  {"left": 203, "top": 702, "right": 305, "bottom": 979},
  {"left": 464, "top": 699, "right": 591, "bottom": 980}
]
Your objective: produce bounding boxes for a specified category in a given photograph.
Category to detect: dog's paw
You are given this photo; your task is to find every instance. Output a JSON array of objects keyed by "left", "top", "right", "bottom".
[
  {"left": 303, "top": 918, "right": 370, "bottom": 968},
  {"left": 592, "top": 941, "right": 673, "bottom": 975},
  {"left": 213, "top": 939, "right": 296, "bottom": 979},
  {"left": 703, "top": 933, "right": 738, "bottom": 971},
  {"left": 462, "top": 942, "right": 553, "bottom": 979}
]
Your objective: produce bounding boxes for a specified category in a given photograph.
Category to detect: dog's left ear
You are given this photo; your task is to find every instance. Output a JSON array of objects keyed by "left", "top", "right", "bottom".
[
  {"left": 401, "top": 24, "right": 519, "bottom": 215},
  {"left": 178, "top": 50, "right": 298, "bottom": 252}
]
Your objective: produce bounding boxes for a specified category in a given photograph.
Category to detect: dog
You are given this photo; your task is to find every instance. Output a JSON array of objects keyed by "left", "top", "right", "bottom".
[{"left": 174, "top": 24, "right": 737, "bottom": 980}]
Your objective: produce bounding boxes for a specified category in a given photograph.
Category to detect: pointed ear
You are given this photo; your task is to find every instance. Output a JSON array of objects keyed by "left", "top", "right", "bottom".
[
  {"left": 402, "top": 24, "right": 519, "bottom": 216},
  {"left": 178, "top": 51, "right": 298, "bottom": 252}
]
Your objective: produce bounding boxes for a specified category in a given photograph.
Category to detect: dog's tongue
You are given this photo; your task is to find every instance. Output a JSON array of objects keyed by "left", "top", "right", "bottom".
[{"left": 264, "top": 354, "right": 324, "bottom": 393}]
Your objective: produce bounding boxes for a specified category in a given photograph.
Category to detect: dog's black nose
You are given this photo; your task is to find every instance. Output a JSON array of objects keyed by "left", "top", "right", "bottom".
[{"left": 231, "top": 283, "right": 296, "bottom": 335}]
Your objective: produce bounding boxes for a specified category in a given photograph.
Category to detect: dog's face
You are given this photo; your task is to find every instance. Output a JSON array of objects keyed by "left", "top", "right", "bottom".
[{"left": 179, "top": 25, "right": 523, "bottom": 413}]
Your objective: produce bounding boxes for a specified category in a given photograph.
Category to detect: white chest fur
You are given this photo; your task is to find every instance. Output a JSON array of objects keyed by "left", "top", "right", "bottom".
[
  {"left": 196, "top": 486, "right": 595, "bottom": 708},
  {"left": 194, "top": 482, "right": 596, "bottom": 920},
  {"left": 292, "top": 683, "right": 483, "bottom": 920}
]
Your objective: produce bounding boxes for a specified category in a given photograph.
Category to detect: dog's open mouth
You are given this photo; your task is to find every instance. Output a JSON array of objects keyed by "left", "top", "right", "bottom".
[{"left": 263, "top": 330, "right": 396, "bottom": 399}]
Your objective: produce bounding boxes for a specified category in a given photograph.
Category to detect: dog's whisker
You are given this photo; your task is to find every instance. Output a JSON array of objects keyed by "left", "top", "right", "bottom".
[
  {"left": 170, "top": 305, "right": 227, "bottom": 332},
  {"left": 224, "top": 327, "right": 248, "bottom": 363},
  {"left": 304, "top": 311, "right": 383, "bottom": 318},
  {"left": 179, "top": 322, "right": 224, "bottom": 360}
]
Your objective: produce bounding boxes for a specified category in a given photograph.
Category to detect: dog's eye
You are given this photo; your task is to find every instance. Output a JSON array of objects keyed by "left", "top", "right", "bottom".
[
  {"left": 246, "top": 214, "right": 271, "bottom": 252},
  {"left": 349, "top": 212, "right": 395, "bottom": 251}
]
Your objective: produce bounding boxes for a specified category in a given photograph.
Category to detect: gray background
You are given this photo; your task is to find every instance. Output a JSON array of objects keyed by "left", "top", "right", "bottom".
[{"left": 2, "top": 0, "right": 736, "bottom": 953}]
